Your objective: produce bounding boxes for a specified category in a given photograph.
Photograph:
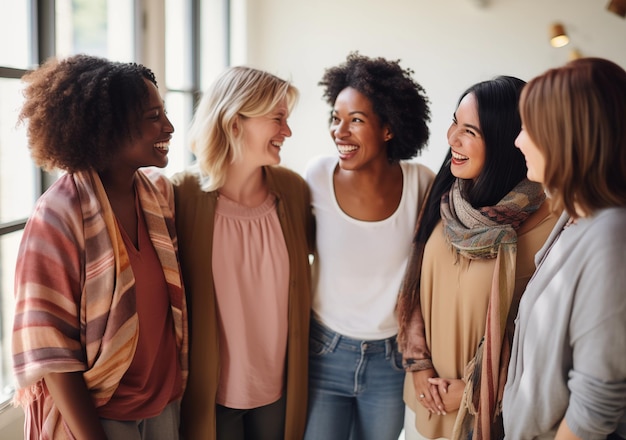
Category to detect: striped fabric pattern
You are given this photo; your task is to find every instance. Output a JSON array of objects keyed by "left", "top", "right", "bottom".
[{"left": 12, "top": 169, "right": 187, "bottom": 439}]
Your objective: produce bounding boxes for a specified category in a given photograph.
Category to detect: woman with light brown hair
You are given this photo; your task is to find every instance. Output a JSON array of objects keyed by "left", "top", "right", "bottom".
[{"left": 503, "top": 57, "right": 626, "bottom": 440}]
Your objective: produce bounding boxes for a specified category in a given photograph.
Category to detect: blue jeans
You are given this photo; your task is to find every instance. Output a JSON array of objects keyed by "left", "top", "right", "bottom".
[{"left": 304, "top": 319, "right": 405, "bottom": 440}]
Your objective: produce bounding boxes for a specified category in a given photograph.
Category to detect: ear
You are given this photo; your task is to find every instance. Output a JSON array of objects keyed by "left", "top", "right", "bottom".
[
  {"left": 384, "top": 126, "right": 393, "bottom": 141},
  {"left": 232, "top": 117, "right": 240, "bottom": 136}
]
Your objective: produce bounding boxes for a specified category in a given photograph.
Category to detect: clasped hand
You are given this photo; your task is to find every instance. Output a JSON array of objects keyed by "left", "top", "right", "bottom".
[{"left": 412, "top": 368, "right": 465, "bottom": 416}]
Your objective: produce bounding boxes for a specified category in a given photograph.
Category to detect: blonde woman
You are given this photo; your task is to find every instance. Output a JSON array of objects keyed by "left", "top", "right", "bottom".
[{"left": 171, "top": 66, "right": 313, "bottom": 440}]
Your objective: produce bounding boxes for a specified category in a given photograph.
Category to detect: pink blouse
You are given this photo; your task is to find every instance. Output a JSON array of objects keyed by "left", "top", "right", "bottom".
[{"left": 213, "top": 192, "right": 290, "bottom": 409}]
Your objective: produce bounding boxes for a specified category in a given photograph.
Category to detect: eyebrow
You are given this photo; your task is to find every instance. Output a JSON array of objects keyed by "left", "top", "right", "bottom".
[
  {"left": 463, "top": 123, "right": 483, "bottom": 135},
  {"left": 144, "top": 101, "right": 165, "bottom": 112},
  {"left": 331, "top": 110, "right": 369, "bottom": 117}
]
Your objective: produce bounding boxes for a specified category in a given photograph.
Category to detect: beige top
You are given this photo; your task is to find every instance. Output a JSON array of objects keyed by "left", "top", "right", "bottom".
[{"left": 404, "top": 202, "right": 557, "bottom": 439}]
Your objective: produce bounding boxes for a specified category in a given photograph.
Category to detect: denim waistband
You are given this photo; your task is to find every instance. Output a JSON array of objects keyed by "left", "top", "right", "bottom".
[{"left": 310, "top": 317, "right": 397, "bottom": 355}]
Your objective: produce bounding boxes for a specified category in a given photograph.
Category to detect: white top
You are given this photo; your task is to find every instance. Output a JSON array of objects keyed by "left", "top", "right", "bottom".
[{"left": 305, "top": 155, "right": 434, "bottom": 340}]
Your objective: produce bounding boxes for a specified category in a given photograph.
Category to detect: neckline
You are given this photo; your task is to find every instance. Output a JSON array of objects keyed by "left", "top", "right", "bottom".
[{"left": 329, "top": 159, "right": 406, "bottom": 225}]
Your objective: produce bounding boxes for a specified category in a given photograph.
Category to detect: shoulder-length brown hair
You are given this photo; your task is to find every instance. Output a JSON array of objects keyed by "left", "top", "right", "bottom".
[{"left": 519, "top": 57, "right": 626, "bottom": 218}]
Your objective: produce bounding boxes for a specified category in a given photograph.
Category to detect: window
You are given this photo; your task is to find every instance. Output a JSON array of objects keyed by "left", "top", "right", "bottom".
[
  {"left": 0, "top": 0, "right": 221, "bottom": 408},
  {"left": 0, "top": 0, "right": 34, "bottom": 404},
  {"left": 0, "top": 1, "right": 33, "bottom": 70},
  {"left": 164, "top": 0, "right": 197, "bottom": 175},
  {"left": 56, "top": 0, "right": 135, "bottom": 61}
]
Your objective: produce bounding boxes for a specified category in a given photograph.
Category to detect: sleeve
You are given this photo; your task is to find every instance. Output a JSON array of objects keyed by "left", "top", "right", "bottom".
[
  {"left": 12, "top": 179, "right": 86, "bottom": 390},
  {"left": 303, "top": 180, "right": 315, "bottom": 256},
  {"left": 565, "top": 222, "right": 626, "bottom": 439},
  {"left": 304, "top": 155, "right": 335, "bottom": 256},
  {"left": 285, "top": 167, "right": 315, "bottom": 255},
  {"left": 396, "top": 239, "right": 433, "bottom": 371},
  {"left": 396, "top": 164, "right": 436, "bottom": 371}
]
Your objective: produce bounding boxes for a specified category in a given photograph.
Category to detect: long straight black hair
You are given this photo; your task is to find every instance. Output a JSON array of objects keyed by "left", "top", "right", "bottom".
[{"left": 416, "top": 76, "right": 528, "bottom": 243}]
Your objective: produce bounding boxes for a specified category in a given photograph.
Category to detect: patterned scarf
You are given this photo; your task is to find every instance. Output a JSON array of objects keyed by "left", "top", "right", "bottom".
[
  {"left": 446, "top": 178, "right": 544, "bottom": 440},
  {"left": 441, "top": 179, "right": 543, "bottom": 259},
  {"left": 397, "top": 177, "right": 545, "bottom": 440}
]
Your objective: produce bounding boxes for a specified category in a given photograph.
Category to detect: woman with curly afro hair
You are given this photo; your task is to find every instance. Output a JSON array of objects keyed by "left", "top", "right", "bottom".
[
  {"left": 303, "top": 52, "right": 434, "bottom": 440},
  {"left": 12, "top": 54, "right": 188, "bottom": 440}
]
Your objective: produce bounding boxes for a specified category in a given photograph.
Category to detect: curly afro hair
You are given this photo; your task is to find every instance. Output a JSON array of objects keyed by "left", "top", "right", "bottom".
[
  {"left": 319, "top": 52, "right": 430, "bottom": 162},
  {"left": 18, "top": 54, "right": 157, "bottom": 173}
]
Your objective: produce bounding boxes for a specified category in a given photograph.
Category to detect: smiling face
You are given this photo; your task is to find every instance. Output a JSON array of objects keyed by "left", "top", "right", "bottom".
[
  {"left": 118, "top": 78, "right": 174, "bottom": 170},
  {"left": 237, "top": 97, "right": 292, "bottom": 167},
  {"left": 330, "top": 87, "right": 392, "bottom": 171},
  {"left": 515, "top": 125, "right": 546, "bottom": 184},
  {"left": 447, "top": 92, "right": 486, "bottom": 181}
]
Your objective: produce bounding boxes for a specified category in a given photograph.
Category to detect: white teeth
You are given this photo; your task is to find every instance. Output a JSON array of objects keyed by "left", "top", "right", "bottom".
[
  {"left": 271, "top": 141, "right": 283, "bottom": 148},
  {"left": 154, "top": 141, "right": 170, "bottom": 152},
  {"left": 337, "top": 144, "right": 358, "bottom": 154},
  {"left": 451, "top": 151, "right": 468, "bottom": 160}
]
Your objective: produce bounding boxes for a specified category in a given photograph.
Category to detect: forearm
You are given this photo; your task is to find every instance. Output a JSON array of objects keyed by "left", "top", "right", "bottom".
[{"left": 44, "top": 372, "right": 108, "bottom": 440}]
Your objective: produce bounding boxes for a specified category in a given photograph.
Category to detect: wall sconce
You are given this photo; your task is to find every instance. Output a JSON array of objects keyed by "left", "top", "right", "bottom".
[
  {"left": 549, "top": 23, "right": 570, "bottom": 47},
  {"left": 607, "top": 0, "right": 626, "bottom": 18}
]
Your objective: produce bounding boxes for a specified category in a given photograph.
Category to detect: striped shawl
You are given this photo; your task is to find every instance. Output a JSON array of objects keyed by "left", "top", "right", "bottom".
[{"left": 12, "top": 169, "right": 188, "bottom": 439}]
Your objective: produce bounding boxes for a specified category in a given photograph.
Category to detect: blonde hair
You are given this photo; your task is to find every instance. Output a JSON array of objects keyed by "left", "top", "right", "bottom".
[
  {"left": 519, "top": 57, "right": 626, "bottom": 217},
  {"left": 188, "top": 66, "right": 299, "bottom": 191}
]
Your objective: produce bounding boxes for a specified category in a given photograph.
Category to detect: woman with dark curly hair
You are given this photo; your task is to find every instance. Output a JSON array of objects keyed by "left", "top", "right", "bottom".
[
  {"left": 12, "top": 54, "right": 187, "bottom": 440},
  {"left": 396, "top": 77, "right": 556, "bottom": 440},
  {"left": 303, "top": 52, "right": 434, "bottom": 440}
]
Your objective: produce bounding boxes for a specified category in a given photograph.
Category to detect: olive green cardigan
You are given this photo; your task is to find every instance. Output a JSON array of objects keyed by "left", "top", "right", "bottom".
[{"left": 171, "top": 165, "right": 314, "bottom": 440}]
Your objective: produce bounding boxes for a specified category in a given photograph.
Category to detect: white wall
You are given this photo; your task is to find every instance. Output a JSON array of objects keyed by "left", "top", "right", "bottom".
[{"left": 230, "top": 0, "right": 626, "bottom": 175}]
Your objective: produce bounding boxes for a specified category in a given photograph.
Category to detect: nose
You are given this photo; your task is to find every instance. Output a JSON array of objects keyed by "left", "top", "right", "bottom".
[
  {"left": 332, "top": 119, "right": 349, "bottom": 139},
  {"left": 514, "top": 131, "right": 522, "bottom": 150},
  {"left": 282, "top": 119, "right": 292, "bottom": 137},
  {"left": 447, "top": 124, "right": 459, "bottom": 146},
  {"left": 164, "top": 113, "right": 175, "bottom": 133}
]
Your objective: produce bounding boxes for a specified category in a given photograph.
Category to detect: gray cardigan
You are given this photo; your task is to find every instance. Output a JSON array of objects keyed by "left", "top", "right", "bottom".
[{"left": 503, "top": 208, "right": 626, "bottom": 440}]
